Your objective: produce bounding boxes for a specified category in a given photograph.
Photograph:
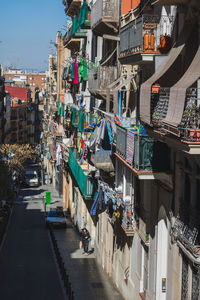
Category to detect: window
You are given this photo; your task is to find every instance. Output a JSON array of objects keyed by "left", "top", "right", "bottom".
[
  {"left": 33, "top": 83, "right": 35, "bottom": 86},
  {"left": 42, "top": 83, "right": 45, "bottom": 86},
  {"left": 29, "top": 77, "right": 32, "bottom": 80},
  {"left": 8, "top": 76, "right": 11, "bottom": 80},
  {"left": 42, "top": 77, "right": 44, "bottom": 80},
  {"left": 32, "top": 77, "right": 35, "bottom": 80}
]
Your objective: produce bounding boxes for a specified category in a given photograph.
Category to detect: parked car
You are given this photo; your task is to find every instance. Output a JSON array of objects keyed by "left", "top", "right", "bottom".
[
  {"left": 45, "top": 208, "right": 67, "bottom": 228},
  {"left": 24, "top": 169, "right": 39, "bottom": 187}
]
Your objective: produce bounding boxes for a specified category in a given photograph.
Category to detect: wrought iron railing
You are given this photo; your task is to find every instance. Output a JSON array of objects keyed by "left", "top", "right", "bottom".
[
  {"left": 120, "top": 14, "right": 173, "bottom": 57},
  {"left": 179, "top": 88, "right": 200, "bottom": 141},
  {"left": 171, "top": 216, "right": 200, "bottom": 258},
  {"left": 121, "top": 203, "right": 135, "bottom": 235},
  {"left": 151, "top": 87, "right": 170, "bottom": 126},
  {"left": 151, "top": 87, "right": 200, "bottom": 141},
  {"left": 116, "top": 124, "right": 170, "bottom": 171}
]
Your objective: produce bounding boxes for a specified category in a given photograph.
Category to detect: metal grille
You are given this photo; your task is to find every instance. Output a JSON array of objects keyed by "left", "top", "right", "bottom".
[
  {"left": 181, "top": 255, "right": 189, "bottom": 300},
  {"left": 192, "top": 269, "right": 200, "bottom": 300}
]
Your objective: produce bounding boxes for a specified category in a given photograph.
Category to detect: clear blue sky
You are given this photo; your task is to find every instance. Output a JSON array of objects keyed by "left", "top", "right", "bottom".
[{"left": 0, "top": 0, "right": 67, "bottom": 72}]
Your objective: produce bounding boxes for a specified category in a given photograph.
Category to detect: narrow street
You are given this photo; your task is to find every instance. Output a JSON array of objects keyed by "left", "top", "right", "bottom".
[{"left": 0, "top": 186, "right": 66, "bottom": 300}]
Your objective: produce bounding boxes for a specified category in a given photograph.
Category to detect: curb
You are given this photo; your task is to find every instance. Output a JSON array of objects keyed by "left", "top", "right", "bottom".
[{"left": 48, "top": 225, "right": 75, "bottom": 300}]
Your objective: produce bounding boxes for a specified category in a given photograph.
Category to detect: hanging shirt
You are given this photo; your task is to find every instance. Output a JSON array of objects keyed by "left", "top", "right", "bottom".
[{"left": 73, "top": 57, "right": 79, "bottom": 84}]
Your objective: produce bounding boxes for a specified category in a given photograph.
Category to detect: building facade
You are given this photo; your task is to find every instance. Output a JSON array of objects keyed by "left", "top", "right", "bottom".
[{"left": 41, "top": 0, "right": 200, "bottom": 299}]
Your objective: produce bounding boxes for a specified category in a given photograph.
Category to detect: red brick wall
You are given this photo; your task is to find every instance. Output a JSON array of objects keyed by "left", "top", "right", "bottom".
[{"left": 26, "top": 74, "right": 46, "bottom": 90}]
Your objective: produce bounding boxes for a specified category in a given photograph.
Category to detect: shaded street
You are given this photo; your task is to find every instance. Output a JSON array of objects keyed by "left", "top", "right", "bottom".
[{"left": 0, "top": 187, "right": 65, "bottom": 300}]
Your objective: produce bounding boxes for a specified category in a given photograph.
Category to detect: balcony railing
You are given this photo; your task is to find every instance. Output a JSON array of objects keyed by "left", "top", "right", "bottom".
[
  {"left": 88, "top": 65, "right": 118, "bottom": 96},
  {"left": 63, "top": 23, "right": 86, "bottom": 48},
  {"left": 116, "top": 124, "right": 170, "bottom": 171},
  {"left": 121, "top": 202, "right": 135, "bottom": 236},
  {"left": 171, "top": 216, "right": 200, "bottom": 259},
  {"left": 68, "top": 148, "right": 97, "bottom": 200},
  {"left": 151, "top": 87, "right": 200, "bottom": 142},
  {"left": 120, "top": 14, "right": 173, "bottom": 59},
  {"left": 151, "top": 87, "right": 169, "bottom": 126},
  {"left": 91, "top": 0, "right": 119, "bottom": 35}
]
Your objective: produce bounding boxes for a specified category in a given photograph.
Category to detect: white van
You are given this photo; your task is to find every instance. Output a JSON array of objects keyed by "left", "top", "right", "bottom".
[{"left": 24, "top": 169, "right": 39, "bottom": 187}]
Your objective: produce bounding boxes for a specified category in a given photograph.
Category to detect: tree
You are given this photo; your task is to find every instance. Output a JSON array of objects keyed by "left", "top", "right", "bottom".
[{"left": 0, "top": 144, "right": 38, "bottom": 176}]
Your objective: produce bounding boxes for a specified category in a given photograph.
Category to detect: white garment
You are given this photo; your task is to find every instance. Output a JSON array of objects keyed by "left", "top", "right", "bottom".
[{"left": 56, "top": 144, "right": 62, "bottom": 166}]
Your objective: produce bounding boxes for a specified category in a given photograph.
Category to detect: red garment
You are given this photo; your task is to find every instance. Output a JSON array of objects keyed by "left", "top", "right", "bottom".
[
  {"left": 81, "top": 138, "right": 85, "bottom": 149},
  {"left": 73, "top": 57, "right": 79, "bottom": 84}
]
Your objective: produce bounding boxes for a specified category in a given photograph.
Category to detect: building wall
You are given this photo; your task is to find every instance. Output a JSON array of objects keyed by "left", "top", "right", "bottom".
[
  {"left": 5, "top": 85, "right": 28, "bottom": 102},
  {"left": 4, "top": 73, "right": 46, "bottom": 91}
]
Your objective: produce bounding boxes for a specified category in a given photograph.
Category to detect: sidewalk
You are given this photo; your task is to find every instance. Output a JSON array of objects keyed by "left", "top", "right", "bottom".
[{"left": 42, "top": 184, "right": 124, "bottom": 300}]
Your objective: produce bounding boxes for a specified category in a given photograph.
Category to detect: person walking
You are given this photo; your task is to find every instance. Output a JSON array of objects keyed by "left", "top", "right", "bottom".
[{"left": 81, "top": 228, "right": 90, "bottom": 255}]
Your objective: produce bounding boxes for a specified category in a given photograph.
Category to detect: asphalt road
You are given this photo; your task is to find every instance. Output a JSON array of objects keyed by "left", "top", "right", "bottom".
[{"left": 0, "top": 186, "right": 66, "bottom": 300}]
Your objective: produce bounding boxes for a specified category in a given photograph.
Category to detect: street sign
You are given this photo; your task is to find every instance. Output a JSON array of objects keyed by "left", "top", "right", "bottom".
[{"left": 46, "top": 192, "right": 51, "bottom": 205}]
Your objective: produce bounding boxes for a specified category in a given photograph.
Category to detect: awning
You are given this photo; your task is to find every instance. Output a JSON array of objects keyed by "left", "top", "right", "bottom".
[
  {"left": 139, "top": 22, "right": 194, "bottom": 125},
  {"left": 162, "top": 43, "right": 200, "bottom": 129}
]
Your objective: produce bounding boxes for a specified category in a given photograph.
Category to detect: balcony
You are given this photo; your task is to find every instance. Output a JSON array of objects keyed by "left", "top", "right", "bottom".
[
  {"left": 115, "top": 124, "right": 170, "bottom": 174},
  {"left": 68, "top": 148, "right": 97, "bottom": 200},
  {"left": 63, "top": 25, "right": 81, "bottom": 50},
  {"left": 119, "top": 14, "right": 173, "bottom": 64},
  {"left": 90, "top": 147, "right": 114, "bottom": 172},
  {"left": 121, "top": 202, "right": 136, "bottom": 236},
  {"left": 65, "top": 0, "right": 81, "bottom": 18},
  {"left": 88, "top": 65, "right": 118, "bottom": 99},
  {"left": 171, "top": 216, "right": 200, "bottom": 262},
  {"left": 91, "top": 0, "right": 119, "bottom": 36},
  {"left": 151, "top": 87, "right": 200, "bottom": 145}
]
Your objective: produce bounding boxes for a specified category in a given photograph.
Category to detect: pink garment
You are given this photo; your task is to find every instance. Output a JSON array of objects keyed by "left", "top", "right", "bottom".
[{"left": 73, "top": 57, "right": 79, "bottom": 84}]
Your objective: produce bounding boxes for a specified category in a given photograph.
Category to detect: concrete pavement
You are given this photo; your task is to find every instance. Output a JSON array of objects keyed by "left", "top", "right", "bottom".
[{"left": 42, "top": 184, "right": 124, "bottom": 300}]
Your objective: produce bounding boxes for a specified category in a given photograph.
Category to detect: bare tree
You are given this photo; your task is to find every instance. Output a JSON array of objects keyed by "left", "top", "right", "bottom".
[{"left": 0, "top": 144, "right": 38, "bottom": 176}]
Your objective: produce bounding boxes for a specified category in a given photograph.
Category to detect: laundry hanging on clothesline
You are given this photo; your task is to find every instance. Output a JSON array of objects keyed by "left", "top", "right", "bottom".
[{"left": 90, "top": 180, "right": 121, "bottom": 219}]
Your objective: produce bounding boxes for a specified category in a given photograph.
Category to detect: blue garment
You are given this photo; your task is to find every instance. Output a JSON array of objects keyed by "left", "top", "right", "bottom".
[
  {"left": 90, "top": 192, "right": 99, "bottom": 216},
  {"left": 118, "top": 91, "right": 122, "bottom": 117},
  {"left": 98, "top": 187, "right": 104, "bottom": 211},
  {"left": 106, "top": 121, "right": 113, "bottom": 145},
  {"left": 90, "top": 187, "right": 104, "bottom": 215},
  {"left": 101, "top": 122, "right": 111, "bottom": 150},
  {"left": 104, "top": 192, "right": 109, "bottom": 205}
]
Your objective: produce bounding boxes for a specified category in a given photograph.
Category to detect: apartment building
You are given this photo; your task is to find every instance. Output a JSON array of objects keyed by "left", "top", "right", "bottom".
[{"left": 41, "top": 0, "right": 200, "bottom": 299}]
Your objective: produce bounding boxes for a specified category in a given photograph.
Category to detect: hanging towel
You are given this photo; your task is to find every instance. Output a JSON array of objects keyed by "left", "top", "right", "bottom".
[
  {"left": 106, "top": 121, "right": 114, "bottom": 145},
  {"left": 73, "top": 57, "right": 79, "bottom": 84},
  {"left": 90, "top": 192, "right": 99, "bottom": 216},
  {"left": 78, "top": 135, "right": 82, "bottom": 153},
  {"left": 71, "top": 62, "right": 75, "bottom": 80}
]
